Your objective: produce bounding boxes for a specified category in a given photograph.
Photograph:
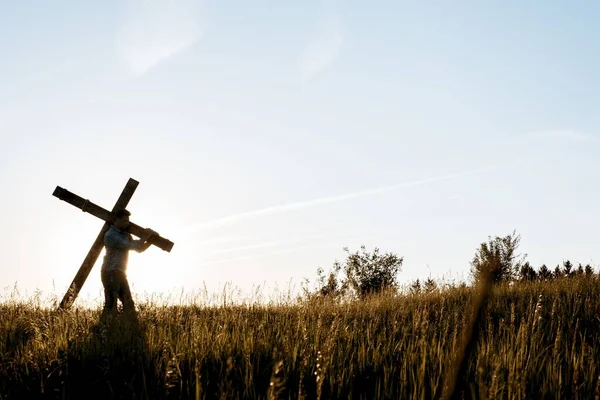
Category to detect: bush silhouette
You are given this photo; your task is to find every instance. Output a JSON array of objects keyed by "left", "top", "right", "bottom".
[{"left": 470, "top": 230, "right": 525, "bottom": 283}]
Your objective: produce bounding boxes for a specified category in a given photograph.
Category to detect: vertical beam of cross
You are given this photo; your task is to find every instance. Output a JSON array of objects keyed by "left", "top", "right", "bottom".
[{"left": 58, "top": 178, "right": 139, "bottom": 309}]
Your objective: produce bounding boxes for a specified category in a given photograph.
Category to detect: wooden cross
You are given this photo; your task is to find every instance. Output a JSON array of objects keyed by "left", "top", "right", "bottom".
[{"left": 53, "top": 178, "right": 174, "bottom": 309}]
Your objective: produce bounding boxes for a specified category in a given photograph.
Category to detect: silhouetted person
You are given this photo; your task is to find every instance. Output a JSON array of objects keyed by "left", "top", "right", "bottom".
[{"left": 101, "top": 209, "right": 157, "bottom": 317}]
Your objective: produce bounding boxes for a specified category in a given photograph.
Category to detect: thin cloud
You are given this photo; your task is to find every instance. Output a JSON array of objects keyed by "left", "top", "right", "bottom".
[
  {"left": 187, "top": 165, "right": 504, "bottom": 232},
  {"left": 197, "top": 244, "right": 337, "bottom": 267},
  {"left": 204, "top": 241, "right": 285, "bottom": 256},
  {"left": 525, "top": 130, "right": 600, "bottom": 144},
  {"left": 203, "top": 232, "right": 350, "bottom": 256},
  {"left": 300, "top": 1, "right": 344, "bottom": 82},
  {"left": 196, "top": 235, "right": 252, "bottom": 246},
  {"left": 117, "top": 0, "right": 204, "bottom": 76}
]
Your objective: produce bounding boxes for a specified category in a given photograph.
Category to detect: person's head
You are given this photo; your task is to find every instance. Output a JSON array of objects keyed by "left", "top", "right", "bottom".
[{"left": 113, "top": 209, "right": 131, "bottom": 230}]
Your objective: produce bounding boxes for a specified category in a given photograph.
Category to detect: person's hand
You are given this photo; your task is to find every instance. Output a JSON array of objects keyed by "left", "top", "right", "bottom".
[{"left": 143, "top": 228, "right": 158, "bottom": 241}]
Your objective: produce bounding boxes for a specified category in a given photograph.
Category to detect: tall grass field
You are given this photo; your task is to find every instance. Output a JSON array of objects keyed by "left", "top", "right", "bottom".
[{"left": 1, "top": 276, "right": 599, "bottom": 399}]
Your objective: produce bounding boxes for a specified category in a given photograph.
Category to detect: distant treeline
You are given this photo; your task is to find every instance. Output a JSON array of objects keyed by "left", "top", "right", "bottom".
[{"left": 306, "top": 230, "right": 598, "bottom": 298}]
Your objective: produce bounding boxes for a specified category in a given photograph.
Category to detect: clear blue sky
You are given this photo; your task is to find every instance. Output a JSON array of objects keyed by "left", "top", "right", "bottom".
[{"left": 1, "top": 1, "right": 599, "bottom": 302}]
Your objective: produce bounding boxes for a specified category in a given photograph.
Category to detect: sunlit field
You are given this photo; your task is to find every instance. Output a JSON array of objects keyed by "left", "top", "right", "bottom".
[{"left": 2, "top": 276, "right": 600, "bottom": 399}]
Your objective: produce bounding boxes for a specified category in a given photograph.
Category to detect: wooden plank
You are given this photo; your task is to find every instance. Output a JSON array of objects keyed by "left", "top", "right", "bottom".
[
  {"left": 59, "top": 178, "right": 139, "bottom": 309},
  {"left": 53, "top": 186, "right": 174, "bottom": 252}
]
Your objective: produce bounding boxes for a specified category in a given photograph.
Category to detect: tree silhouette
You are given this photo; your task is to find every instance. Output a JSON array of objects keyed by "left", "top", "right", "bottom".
[
  {"left": 340, "top": 245, "right": 403, "bottom": 298},
  {"left": 470, "top": 230, "right": 525, "bottom": 283},
  {"left": 553, "top": 265, "right": 563, "bottom": 279},
  {"left": 563, "top": 260, "right": 573, "bottom": 276},
  {"left": 424, "top": 277, "right": 437, "bottom": 293},
  {"left": 519, "top": 262, "right": 537, "bottom": 281},
  {"left": 410, "top": 279, "right": 421, "bottom": 294},
  {"left": 538, "top": 264, "right": 552, "bottom": 281}
]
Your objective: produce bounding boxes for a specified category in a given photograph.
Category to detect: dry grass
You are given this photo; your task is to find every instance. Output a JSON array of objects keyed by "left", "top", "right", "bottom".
[{"left": 1, "top": 276, "right": 600, "bottom": 399}]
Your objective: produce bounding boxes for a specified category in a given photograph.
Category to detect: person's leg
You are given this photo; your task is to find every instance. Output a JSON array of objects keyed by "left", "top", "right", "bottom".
[
  {"left": 100, "top": 271, "right": 119, "bottom": 330},
  {"left": 117, "top": 271, "right": 136, "bottom": 316},
  {"left": 101, "top": 270, "right": 118, "bottom": 315}
]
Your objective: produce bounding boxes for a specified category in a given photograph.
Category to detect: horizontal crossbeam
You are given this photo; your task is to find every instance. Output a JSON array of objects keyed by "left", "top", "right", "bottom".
[{"left": 53, "top": 186, "right": 174, "bottom": 252}]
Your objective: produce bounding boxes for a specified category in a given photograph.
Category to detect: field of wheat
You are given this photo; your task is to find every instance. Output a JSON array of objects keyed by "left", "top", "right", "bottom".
[{"left": 1, "top": 276, "right": 600, "bottom": 399}]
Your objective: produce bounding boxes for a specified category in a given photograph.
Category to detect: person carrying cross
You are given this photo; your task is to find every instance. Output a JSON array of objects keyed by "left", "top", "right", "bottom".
[{"left": 100, "top": 208, "right": 157, "bottom": 316}]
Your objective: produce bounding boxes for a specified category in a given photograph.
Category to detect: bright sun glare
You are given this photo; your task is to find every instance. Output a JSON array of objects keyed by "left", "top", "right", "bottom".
[
  {"left": 124, "top": 213, "right": 195, "bottom": 298},
  {"left": 51, "top": 208, "right": 199, "bottom": 305}
]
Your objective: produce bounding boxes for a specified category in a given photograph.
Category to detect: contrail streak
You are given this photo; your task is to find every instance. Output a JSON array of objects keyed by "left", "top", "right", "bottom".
[
  {"left": 202, "top": 232, "right": 351, "bottom": 256},
  {"left": 186, "top": 165, "right": 504, "bottom": 232},
  {"left": 197, "top": 243, "right": 338, "bottom": 267},
  {"left": 204, "top": 240, "right": 284, "bottom": 255}
]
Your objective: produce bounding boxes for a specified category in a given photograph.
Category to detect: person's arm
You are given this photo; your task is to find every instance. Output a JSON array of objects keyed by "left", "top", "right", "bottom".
[
  {"left": 106, "top": 227, "right": 157, "bottom": 253},
  {"left": 135, "top": 228, "right": 158, "bottom": 253}
]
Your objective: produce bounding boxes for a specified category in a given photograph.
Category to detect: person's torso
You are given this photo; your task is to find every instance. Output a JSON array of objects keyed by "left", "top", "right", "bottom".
[{"left": 101, "top": 226, "right": 132, "bottom": 273}]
